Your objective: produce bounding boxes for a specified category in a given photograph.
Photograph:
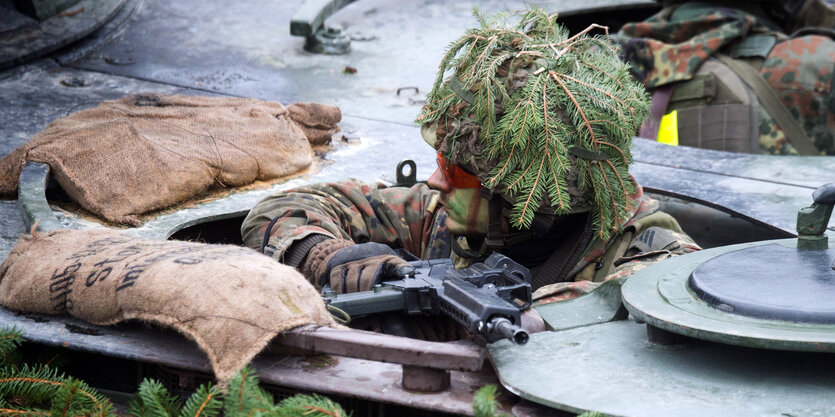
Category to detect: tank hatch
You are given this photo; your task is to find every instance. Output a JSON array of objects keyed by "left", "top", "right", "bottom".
[
  {"left": 622, "top": 183, "right": 835, "bottom": 351},
  {"left": 491, "top": 184, "right": 835, "bottom": 416},
  {"left": 690, "top": 244, "right": 835, "bottom": 324}
]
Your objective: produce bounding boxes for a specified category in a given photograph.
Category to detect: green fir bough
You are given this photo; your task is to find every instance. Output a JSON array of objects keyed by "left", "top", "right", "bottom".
[
  {"left": 418, "top": 7, "right": 650, "bottom": 238},
  {"left": 0, "top": 327, "right": 348, "bottom": 417}
]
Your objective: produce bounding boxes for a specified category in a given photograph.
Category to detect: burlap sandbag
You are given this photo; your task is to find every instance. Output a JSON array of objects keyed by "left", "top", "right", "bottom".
[
  {"left": 0, "top": 229, "right": 336, "bottom": 385},
  {"left": 0, "top": 94, "right": 341, "bottom": 225},
  {"left": 287, "top": 102, "right": 342, "bottom": 146}
]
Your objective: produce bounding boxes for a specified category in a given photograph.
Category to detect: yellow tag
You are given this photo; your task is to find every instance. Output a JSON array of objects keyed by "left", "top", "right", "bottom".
[{"left": 656, "top": 110, "right": 679, "bottom": 146}]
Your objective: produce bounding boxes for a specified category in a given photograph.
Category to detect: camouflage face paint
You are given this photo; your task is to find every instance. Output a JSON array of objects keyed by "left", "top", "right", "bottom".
[
  {"left": 436, "top": 154, "right": 482, "bottom": 189},
  {"left": 440, "top": 187, "right": 489, "bottom": 237}
]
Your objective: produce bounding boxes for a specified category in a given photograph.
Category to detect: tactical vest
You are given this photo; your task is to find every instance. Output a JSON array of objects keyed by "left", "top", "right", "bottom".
[{"left": 628, "top": 1, "right": 835, "bottom": 155}]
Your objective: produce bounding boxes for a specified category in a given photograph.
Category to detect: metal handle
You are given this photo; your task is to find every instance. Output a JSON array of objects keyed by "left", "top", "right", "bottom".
[
  {"left": 395, "top": 160, "right": 417, "bottom": 187},
  {"left": 18, "top": 162, "right": 62, "bottom": 233},
  {"left": 796, "top": 183, "right": 835, "bottom": 250},
  {"left": 289, "top": 0, "right": 356, "bottom": 54}
]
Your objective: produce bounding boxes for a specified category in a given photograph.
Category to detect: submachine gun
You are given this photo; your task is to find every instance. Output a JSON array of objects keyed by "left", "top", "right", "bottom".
[{"left": 322, "top": 253, "right": 532, "bottom": 345}]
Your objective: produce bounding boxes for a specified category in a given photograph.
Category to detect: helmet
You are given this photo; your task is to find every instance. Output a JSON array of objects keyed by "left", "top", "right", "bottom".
[{"left": 418, "top": 7, "right": 650, "bottom": 239}]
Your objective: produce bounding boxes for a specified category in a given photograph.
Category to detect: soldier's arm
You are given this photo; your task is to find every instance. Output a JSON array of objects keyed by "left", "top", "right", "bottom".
[
  {"left": 533, "top": 206, "right": 701, "bottom": 306},
  {"left": 241, "top": 179, "right": 440, "bottom": 265},
  {"left": 601, "top": 217, "right": 701, "bottom": 282}
]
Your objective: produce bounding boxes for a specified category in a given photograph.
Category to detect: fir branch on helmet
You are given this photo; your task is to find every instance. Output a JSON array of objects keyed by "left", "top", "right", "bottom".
[{"left": 418, "top": 6, "right": 650, "bottom": 239}]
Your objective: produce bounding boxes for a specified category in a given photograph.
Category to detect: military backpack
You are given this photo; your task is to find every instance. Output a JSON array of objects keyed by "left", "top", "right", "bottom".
[{"left": 618, "top": 0, "right": 835, "bottom": 155}]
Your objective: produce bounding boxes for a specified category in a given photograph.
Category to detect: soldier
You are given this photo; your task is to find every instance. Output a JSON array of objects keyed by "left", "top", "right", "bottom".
[
  {"left": 240, "top": 8, "right": 700, "bottom": 339},
  {"left": 616, "top": 0, "right": 835, "bottom": 155}
]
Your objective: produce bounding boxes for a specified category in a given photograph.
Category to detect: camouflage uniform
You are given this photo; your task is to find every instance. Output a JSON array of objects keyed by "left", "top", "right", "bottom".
[
  {"left": 616, "top": 1, "right": 835, "bottom": 154},
  {"left": 787, "top": 0, "right": 835, "bottom": 32},
  {"left": 241, "top": 178, "right": 699, "bottom": 306}
]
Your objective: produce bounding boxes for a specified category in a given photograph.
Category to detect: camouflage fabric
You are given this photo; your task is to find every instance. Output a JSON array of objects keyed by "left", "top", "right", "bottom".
[
  {"left": 759, "top": 35, "right": 835, "bottom": 153},
  {"left": 617, "top": 5, "right": 777, "bottom": 88},
  {"left": 617, "top": 2, "right": 835, "bottom": 154},
  {"left": 531, "top": 187, "right": 700, "bottom": 306},
  {"left": 241, "top": 178, "right": 699, "bottom": 306},
  {"left": 787, "top": 0, "right": 835, "bottom": 33},
  {"left": 241, "top": 180, "right": 451, "bottom": 262}
]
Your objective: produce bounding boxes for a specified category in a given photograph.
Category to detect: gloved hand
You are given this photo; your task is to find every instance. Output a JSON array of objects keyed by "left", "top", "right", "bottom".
[{"left": 300, "top": 240, "right": 415, "bottom": 293}]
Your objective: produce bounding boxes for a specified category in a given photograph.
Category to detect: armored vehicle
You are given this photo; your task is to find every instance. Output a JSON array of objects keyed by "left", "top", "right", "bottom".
[{"left": 1, "top": 0, "right": 834, "bottom": 415}]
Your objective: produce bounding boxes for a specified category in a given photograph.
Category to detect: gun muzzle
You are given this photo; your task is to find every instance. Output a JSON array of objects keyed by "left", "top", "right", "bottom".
[{"left": 488, "top": 317, "right": 529, "bottom": 345}]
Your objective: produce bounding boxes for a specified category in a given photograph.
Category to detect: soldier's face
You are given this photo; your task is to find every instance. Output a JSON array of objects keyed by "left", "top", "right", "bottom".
[{"left": 428, "top": 155, "right": 489, "bottom": 236}]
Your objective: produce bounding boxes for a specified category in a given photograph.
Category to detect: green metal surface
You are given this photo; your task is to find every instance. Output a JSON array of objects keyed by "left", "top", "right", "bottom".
[
  {"left": 0, "top": 0, "right": 126, "bottom": 69},
  {"left": 17, "top": 162, "right": 63, "bottom": 232},
  {"left": 688, "top": 244, "right": 835, "bottom": 324},
  {"left": 622, "top": 237, "right": 835, "bottom": 351},
  {"left": 533, "top": 277, "right": 627, "bottom": 331},
  {"left": 796, "top": 202, "right": 831, "bottom": 249},
  {"left": 325, "top": 287, "right": 406, "bottom": 317},
  {"left": 289, "top": 0, "right": 356, "bottom": 37},
  {"left": 489, "top": 320, "right": 835, "bottom": 417}
]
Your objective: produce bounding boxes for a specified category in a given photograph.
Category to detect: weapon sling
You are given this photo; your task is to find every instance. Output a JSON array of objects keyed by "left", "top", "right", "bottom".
[{"left": 716, "top": 53, "right": 819, "bottom": 155}]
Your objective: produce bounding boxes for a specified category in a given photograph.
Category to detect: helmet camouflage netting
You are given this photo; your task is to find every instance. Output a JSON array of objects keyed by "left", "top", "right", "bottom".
[{"left": 417, "top": 7, "right": 650, "bottom": 239}]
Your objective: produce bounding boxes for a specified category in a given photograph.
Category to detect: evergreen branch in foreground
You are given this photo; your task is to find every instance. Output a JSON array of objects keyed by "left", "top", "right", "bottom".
[{"left": 0, "top": 327, "right": 349, "bottom": 417}]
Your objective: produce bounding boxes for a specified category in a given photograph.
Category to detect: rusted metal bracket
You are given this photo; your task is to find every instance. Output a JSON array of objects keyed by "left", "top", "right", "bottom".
[{"left": 272, "top": 325, "right": 485, "bottom": 392}]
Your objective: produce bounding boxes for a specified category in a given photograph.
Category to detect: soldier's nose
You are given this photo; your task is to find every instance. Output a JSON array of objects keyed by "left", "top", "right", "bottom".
[{"left": 427, "top": 167, "right": 452, "bottom": 193}]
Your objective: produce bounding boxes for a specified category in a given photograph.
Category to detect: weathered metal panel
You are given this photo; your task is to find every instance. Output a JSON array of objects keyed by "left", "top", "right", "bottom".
[
  {"left": 533, "top": 277, "right": 627, "bottom": 331},
  {"left": 632, "top": 138, "right": 835, "bottom": 235},
  {"left": 0, "top": 307, "right": 500, "bottom": 415},
  {"left": 622, "top": 237, "right": 835, "bottom": 351},
  {"left": 0, "top": 0, "right": 126, "bottom": 69},
  {"left": 490, "top": 320, "right": 835, "bottom": 416},
  {"left": 274, "top": 325, "right": 485, "bottom": 372},
  {"left": 17, "top": 162, "right": 63, "bottom": 232}
]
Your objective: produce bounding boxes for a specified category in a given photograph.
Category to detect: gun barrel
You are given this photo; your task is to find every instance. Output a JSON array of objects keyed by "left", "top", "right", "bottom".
[{"left": 489, "top": 317, "right": 529, "bottom": 345}]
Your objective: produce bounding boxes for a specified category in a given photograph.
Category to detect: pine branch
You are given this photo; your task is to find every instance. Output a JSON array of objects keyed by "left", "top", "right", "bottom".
[
  {"left": 130, "top": 380, "right": 181, "bottom": 417},
  {"left": 545, "top": 150, "right": 570, "bottom": 212},
  {"left": 0, "top": 408, "right": 50, "bottom": 416},
  {"left": 0, "top": 328, "right": 22, "bottom": 356},
  {"left": 0, "top": 366, "right": 68, "bottom": 409},
  {"left": 0, "top": 328, "right": 22, "bottom": 371},
  {"left": 471, "top": 385, "right": 509, "bottom": 417},
  {"left": 50, "top": 379, "right": 111, "bottom": 417},
  {"left": 0, "top": 327, "right": 351, "bottom": 417},
  {"left": 549, "top": 71, "right": 596, "bottom": 146},
  {"left": 274, "top": 394, "right": 346, "bottom": 417},
  {"left": 223, "top": 365, "right": 272, "bottom": 417},
  {"left": 178, "top": 385, "right": 221, "bottom": 417},
  {"left": 419, "top": 6, "right": 649, "bottom": 237}
]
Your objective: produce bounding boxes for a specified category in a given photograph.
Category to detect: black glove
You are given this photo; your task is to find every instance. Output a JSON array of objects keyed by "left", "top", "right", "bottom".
[
  {"left": 320, "top": 242, "right": 415, "bottom": 294},
  {"left": 299, "top": 240, "right": 415, "bottom": 293}
]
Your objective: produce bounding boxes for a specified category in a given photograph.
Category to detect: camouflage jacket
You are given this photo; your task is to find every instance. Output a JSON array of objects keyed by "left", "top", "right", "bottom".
[
  {"left": 241, "top": 179, "right": 700, "bottom": 305},
  {"left": 616, "top": 2, "right": 835, "bottom": 155}
]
